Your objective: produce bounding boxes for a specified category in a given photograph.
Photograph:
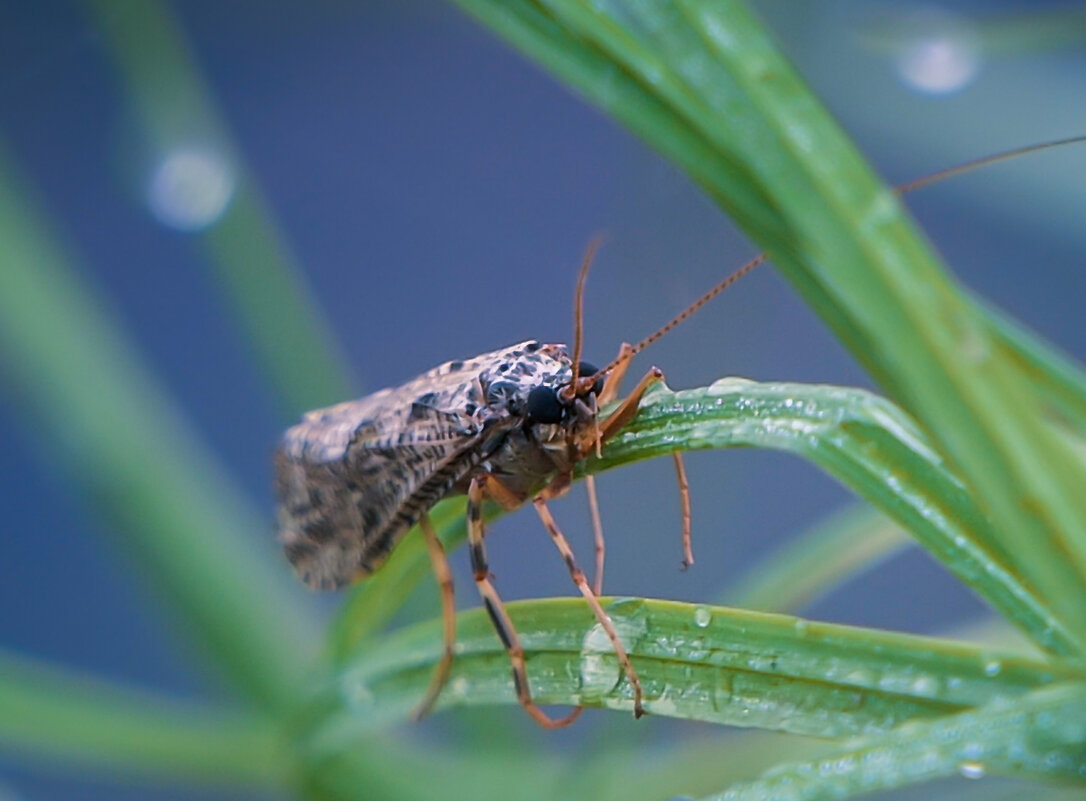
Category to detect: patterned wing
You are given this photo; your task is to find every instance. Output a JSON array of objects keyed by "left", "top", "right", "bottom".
[{"left": 275, "top": 350, "right": 521, "bottom": 590}]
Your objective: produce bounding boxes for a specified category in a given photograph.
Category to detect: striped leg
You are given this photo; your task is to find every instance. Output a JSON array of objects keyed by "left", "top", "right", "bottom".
[
  {"left": 533, "top": 496, "right": 645, "bottom": 718},
  {"left": 468, "top": 473, "right": 583, "bottom": 729},
  {"left": 412, "top": 513, "right": 456, "bottom": 720},
  {"left": 674, "top": 452, "right": 694, "bottom": 569}
]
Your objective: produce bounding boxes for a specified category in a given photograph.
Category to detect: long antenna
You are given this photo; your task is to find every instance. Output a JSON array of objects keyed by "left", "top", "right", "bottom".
[
  {"left": 566, "top": 235, "right": 604, "bottom": 399},
  {"left": 895, "top": 133, "right": 1086, "bottom": 195},
  {"left": 592, "top": 134, "right": 1086, "bottom": 378}
]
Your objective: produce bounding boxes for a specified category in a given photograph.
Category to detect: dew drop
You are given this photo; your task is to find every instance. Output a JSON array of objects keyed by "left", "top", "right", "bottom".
[
  {"left": 579, "top": 622, "right": 622, "bottom": 698},
  {"left": 983, "top": 659, "right": 1002, "bottom": 677},
  {"left": 911, "top": 674, "right": 940, "bottom": 696},
  {"left": 694, "top": 606, "right": 712, "bottom": 628},
  {"left": 711, "top": 667, "right": 734, "bottom": 712},
  {"left": 958, "top": 761, "right": 986, "bottom": 779}
]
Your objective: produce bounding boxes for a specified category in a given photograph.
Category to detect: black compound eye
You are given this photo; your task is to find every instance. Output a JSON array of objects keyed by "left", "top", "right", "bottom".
[
  {"left": 526, "top": 385, "right": 565, "bottom": 424},
  {"left": 578, "top": 361, "right": 605, "bottom": 396}
]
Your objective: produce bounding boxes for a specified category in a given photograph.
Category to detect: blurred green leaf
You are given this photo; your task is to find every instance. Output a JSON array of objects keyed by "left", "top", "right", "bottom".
[
  {"left": 0, "top": 145, "right": 317, "bottom": 712},
  {"left": 0, "top": 649, "right": 283, "bottom": 787},
  {"left": 87, "top": 0, "right": 355, "bottom": 416},
  {"left": 722, "top": 505, "right": 910, "bottom": 613}
]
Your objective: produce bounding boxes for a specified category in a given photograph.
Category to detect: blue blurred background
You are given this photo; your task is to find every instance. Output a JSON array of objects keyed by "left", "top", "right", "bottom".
[{"left": 1, "top": 1, "right": 1084, "bottom": 798}]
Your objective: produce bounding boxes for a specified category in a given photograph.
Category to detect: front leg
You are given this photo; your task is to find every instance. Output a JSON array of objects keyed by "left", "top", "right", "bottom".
[{"left": 467, "top": 473, "right": 583, "bottom": 729}]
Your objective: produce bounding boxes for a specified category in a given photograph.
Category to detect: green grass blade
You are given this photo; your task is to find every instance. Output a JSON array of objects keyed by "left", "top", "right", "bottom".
[
  {"left": 449, "top": 0, "right": 1086, "bottom": 640},
  {"left": 86, "top": 0, "right": 355, "bottom": 415},
  {"left": 699, "top": 683, "right": 1086, "bottom": 799},
  {"left": 979, "top": 297, "right": 1086, "bottom": 433},
  {"left": 591, "top": 381, "right": 1078, "bottom": 655},
  {"left": 723, "top": 505, "right": 910, "bottom": 613},
  {"left": 301, "top": 599, "right": 1081, "bottom": 755},
  {"left": 0, "top": 145, "right": 317, "bottom": 712},
  {"left": 0, "top": 649, "right": 284, "bottom": 787}
]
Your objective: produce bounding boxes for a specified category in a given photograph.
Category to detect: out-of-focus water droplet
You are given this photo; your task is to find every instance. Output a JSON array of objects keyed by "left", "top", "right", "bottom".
[
  {"left": 148, "top": 147, "right": 236, "bottom": 231},
  {"left": 694, "top": 606, "right": 712, "bottom": 628},
  {"left": 893, "top": 11, "right": 980, "bottom": 95},
  {"left": 983, "top": 659, "right": 1002, "bottom": 677}
]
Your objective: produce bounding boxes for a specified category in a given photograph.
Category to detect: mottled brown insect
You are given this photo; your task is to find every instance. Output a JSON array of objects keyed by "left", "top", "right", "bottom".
[{"left": 276, "top": 241, "right": 699, "bottom": 726}]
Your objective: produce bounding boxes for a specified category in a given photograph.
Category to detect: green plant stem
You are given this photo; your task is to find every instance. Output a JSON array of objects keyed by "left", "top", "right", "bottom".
[
  {"left": 0, "top": 650, "right": 284, "bottom": 787},
  {"left": 0, "top": 145, "right": 318, "bottom": 712}
]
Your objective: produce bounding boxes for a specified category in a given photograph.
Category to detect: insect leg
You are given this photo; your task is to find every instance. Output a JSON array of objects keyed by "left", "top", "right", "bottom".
[
  {"left": 587, "top": 366, "right": 664, "bottom": 451},
  {"left": 585, "top": 474, "right": 605, "bottom": 594},
  {"left": 533, "top": 496, "right": 645, "bottom": 719},
  {"left": 596, "top": 343, "right": 635, "bottom": 407},
  {"left": 468, "top": 474, "right": 583, "bottom": 729},
  {"left": 673, "top": 452, "right": 694, "bottom": 569},
  {"left": 412, "top": 513, "right": 457, "bottom": 720}
]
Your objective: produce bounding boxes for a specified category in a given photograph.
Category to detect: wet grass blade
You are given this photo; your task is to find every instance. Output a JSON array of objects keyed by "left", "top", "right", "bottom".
[
  {"left": 301, "top": 598, "right": 1083, "bottom": 758},
  {"left": 590, "top": 380, "right": 1077, "bottom": 655},
  {"left": 698, "top": 682, "right": 1086, "bottom": 799}
]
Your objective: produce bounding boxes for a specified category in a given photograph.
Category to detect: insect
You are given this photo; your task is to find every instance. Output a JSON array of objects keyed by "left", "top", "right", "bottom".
[
  {"left": 275, "top": 135, "right": 1085, "bottom": 728},
  {"left": 276, "top": 238, "right": 701, "bottom": 727}
]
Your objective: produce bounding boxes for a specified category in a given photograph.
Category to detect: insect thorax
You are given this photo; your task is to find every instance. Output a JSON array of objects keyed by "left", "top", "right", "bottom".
[{"left": 276, "top": 340, "right": 595, "bottom": 590}]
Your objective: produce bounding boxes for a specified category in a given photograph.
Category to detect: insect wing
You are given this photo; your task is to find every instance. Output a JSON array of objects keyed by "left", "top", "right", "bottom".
[{"left": 276, "top": 355, "right": 497, "bottom": 590}]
